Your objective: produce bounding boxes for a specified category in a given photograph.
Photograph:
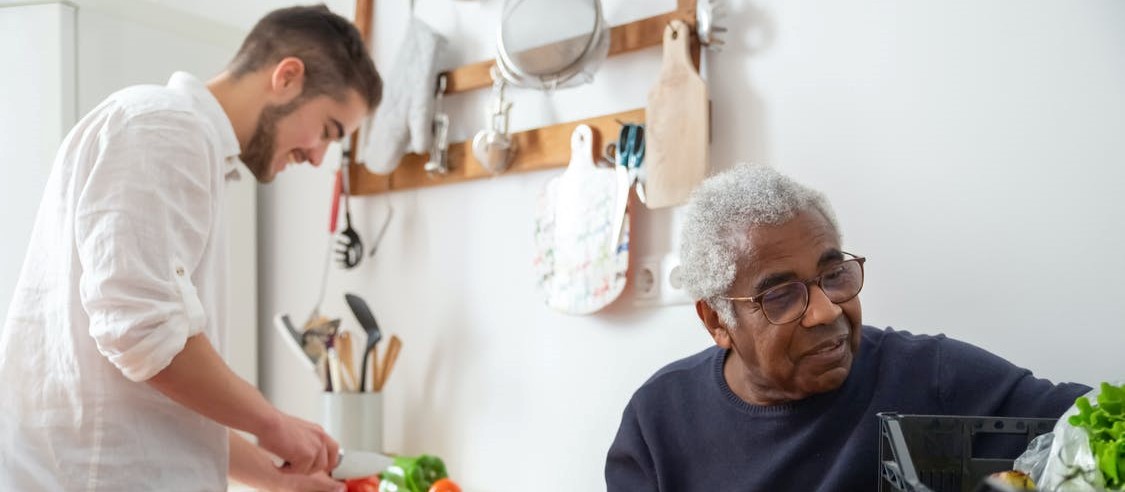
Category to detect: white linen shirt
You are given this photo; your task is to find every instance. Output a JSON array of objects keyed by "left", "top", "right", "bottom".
[{"left": 0, "top": 72, "right": 242, "bottom": 491}]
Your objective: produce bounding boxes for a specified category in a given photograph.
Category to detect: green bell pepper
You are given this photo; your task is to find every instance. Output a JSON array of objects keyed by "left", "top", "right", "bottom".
[{"left": 378, "top": 454, "right": 449, "bottom": 492}]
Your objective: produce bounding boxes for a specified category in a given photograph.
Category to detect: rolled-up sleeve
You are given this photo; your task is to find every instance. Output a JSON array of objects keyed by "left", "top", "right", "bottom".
[{"left": 75, "top": 110, "right": 213, "bottom": 382}]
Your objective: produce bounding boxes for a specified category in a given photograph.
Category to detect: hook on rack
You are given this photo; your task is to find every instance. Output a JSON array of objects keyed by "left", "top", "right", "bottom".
[
  {"left": 472, "top": 66, "right": 517, "bottom": 175},
  {"left": 424, "top": 74, "right": 451, "bottom": 177}
]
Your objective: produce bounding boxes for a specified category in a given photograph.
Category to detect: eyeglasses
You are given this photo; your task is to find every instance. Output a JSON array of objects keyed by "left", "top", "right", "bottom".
[{"left": 719, "top": 252, "right": 867, "bottom": 325}]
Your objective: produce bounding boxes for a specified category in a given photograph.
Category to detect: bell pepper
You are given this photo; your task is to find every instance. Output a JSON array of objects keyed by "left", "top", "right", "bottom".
[
  {"left": 378, "top": 454, "right": 449, "bottom": 492},
  {"left": 428, "top": 478, "right": 461, "bottom": 492}
]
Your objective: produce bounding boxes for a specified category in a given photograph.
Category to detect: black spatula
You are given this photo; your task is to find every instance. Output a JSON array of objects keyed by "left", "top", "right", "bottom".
[{"left": 345, "top": 293, "right": 382, "bottom": 391}]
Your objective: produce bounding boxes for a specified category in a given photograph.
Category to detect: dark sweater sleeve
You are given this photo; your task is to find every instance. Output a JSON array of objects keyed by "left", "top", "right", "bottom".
[
  {"left": 936, "top": 335, "right": 1090, "bottom": 418},
  {"left": 605, "top": 399, "right": 659, "bottom": 492}
]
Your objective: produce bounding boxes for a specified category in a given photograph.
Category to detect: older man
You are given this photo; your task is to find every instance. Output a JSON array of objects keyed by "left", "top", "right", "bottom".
[{"left": 605, "top": 163, "right": 1089, "bottom": 491}]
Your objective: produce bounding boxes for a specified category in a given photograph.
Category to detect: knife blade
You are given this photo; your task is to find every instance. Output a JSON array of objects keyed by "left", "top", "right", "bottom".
[{"left": 332, "top": 450, "right": 395, "bottom": 480}]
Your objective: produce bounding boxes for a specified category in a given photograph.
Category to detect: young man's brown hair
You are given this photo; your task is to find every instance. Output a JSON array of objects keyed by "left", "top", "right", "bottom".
[{"left": 229, "top": 4, "right": 382, "bottom": 110}]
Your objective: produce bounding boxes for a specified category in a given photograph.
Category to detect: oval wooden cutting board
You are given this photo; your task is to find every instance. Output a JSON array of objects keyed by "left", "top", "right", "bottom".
[{"left": 644, "top": 19, "right": 709, "bottom": 209}]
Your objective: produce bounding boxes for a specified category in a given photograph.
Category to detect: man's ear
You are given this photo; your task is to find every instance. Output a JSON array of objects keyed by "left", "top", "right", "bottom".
[
  {"left": 269, "top": 56, "right": 306, "bottom": 103},
  {"left": 696, "top": 299, "right": 733, "bottom": 350}
]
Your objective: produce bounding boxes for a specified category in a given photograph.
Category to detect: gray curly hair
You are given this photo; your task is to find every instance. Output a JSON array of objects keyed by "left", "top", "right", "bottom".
[{"left": 679, "top": 163, "right": 839, "bottom": 328}]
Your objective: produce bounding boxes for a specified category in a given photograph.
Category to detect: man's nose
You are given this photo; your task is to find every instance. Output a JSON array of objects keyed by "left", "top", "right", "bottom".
[
  {"left": 801, "top": 284, "right": 842, "bottom": 328},
  {"left": 306, "top": 143, "right": 330, "bottom": 167}
]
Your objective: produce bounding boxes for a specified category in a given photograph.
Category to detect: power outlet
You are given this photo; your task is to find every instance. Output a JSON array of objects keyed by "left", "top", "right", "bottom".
[{"left": 632, "top": 254, "right": 694, "bottom": 308}]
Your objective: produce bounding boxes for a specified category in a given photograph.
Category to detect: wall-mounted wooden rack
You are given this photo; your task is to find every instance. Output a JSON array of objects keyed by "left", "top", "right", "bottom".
[
  {"left": 441, "top": 7, "right": 700, "bottom": 96},
  {"left": 349, "top": 108, "right": 645, "bottom": 194},
  {"left": 349, "top": 0, "right": 700, "bottom": 195}
]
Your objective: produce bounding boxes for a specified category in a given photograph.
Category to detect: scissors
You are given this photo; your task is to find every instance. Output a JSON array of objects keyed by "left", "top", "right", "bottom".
[
  {"left": 618, "top": 123, "right": 646, "bottom": 194},
  {"left": 608, "top": 123, "right": 646, "bottom": 253}
]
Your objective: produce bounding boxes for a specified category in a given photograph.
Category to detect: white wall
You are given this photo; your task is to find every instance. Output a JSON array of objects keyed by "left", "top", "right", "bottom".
[
  {"left": 251, "top": 1, "right": 1125, "bottom": 491},
  {"left": 0, "top": 2, "right": 75, "bottom": 322}
]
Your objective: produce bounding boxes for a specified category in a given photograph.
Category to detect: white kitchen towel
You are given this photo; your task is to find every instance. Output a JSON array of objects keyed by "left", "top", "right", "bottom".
[{"left": 361, "top": 18, "right": 446, "bottom": 174}]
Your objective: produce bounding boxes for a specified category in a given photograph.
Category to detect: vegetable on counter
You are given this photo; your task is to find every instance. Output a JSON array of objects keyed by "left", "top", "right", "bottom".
[
  {"left": 986, "top": 470, "right": 1036, "bottom": 490},
  {"left": 1068, "top": 382, "right": 1125, "bottom": 490},
  {"left": 427, "top": 478, "right": 461, "bottom": 492},
  {"left": 345, "top": 475, "right": 381, "bottom": 492},
  {"left": 378, "top": 454, "right": 450, "bottom": 492}
]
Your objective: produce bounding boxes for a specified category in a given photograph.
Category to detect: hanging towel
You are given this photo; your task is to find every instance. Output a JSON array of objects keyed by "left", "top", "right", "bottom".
[{"left": 361, "top": 19, "right": 446, "bottom": 174}]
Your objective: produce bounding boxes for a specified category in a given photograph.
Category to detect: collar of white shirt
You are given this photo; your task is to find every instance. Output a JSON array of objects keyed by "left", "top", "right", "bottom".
[{"left": 167, "top": 71, "right": 244, "bottom": 182}]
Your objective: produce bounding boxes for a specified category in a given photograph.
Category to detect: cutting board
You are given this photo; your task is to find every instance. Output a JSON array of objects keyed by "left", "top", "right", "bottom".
[
  {"left": 644, "top": 19, "right": 709, "bottom": 209},
  {"left": 533, "top": 125, "right": 630, "bottom": 315}
]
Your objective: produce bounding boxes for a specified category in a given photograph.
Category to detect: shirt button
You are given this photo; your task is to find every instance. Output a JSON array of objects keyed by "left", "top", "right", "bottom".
[{"left": 176, "top": 266, "right": 185, "bottom": 277}]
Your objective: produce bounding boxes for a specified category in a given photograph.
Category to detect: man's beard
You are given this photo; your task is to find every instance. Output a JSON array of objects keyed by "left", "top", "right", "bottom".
[{"left": 240, "top": 100, "right": 301, "bottom": 183}]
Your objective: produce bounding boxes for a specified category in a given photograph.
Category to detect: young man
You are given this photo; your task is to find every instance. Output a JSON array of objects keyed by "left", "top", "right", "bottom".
[{"left": 0, "top": 6, "right": 381, "bottom": 491}]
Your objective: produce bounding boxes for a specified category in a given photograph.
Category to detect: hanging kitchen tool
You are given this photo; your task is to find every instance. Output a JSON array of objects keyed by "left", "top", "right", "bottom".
[
  {"left": 533, "top": 124, "right": 629, "bottom": 315},
  {"left": 472, "top": 67, "right": 517, "bottom": 175},
  {"left": 359, "top": 4, "right": 447, "bottom": 174},
  {"left": 495, "top": 0, "right": 609, "bottom": 90},
  {"left": 344, "top": 293, "right": 383, "bottom": 392},
  {"left": 608, "top": 122, "right": 645, "bottom": 254},
  {"left": 336, "top": 156, "right": 364, "bottom": 269},
  {"left": 366, "top": 203, "right": 394, "bottom": 259},
  {"left": 696, "top": 0, "right": 729, "bottom": 51},
  {"left": 424, "top": 74, "right": 451, "bottom": 176},
  {"left": 304, "top": 171, "right": 344, "bottom": 329},
  {"left": 644, "top": 20, "right": 710, "bottom": 209}
]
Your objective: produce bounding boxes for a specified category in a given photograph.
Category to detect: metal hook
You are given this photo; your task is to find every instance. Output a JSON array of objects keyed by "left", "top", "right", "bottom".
[
  {"left": 424, "top": 74, "right": 451, "bottom": 176},
  {"left": 435, "top": 73, "right": 448, "bottom": 96},
  {"left": 473, "top": 66, "right": 517, "bottom": 174},
  {"left": 696, "top": 0, "right": 729, "bottom": 51}
]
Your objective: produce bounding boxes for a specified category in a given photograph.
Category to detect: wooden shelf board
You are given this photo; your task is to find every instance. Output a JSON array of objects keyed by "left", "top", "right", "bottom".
[
  {"left": 350, "top": 108, "right": 645, "bottom": 195},
  {"left": 440, "top": 8, "right": 697, "bottom": 96}
]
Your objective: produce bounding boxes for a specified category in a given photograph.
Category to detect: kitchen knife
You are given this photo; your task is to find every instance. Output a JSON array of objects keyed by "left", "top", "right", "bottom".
[{"left": 332, "top": 450, "right": 395, "bottom": 480}]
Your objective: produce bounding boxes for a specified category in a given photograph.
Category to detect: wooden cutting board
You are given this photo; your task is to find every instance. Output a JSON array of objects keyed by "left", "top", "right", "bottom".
[
  {"left": 644, "top": 19, "right": 709, "bottom": 209},
  {"left": 532, "top": 125, "right": 630, "bottom": 315}
]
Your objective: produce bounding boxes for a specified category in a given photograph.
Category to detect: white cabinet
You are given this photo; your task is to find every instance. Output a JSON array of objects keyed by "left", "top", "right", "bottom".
[
  {"left": 0, "top": 0, "right": 257, "bottom": 385},
  {"left": 0, "top": 2, "right": 76, "bottom": 322}
]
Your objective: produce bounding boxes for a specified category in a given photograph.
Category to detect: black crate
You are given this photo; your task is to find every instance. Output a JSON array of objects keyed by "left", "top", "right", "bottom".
[{"left": 877, "top": 413, "right": 1056, "bottom": 492}]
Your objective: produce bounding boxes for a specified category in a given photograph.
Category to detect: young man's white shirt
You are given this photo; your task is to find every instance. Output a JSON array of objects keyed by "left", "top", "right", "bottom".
[{"left": 0, "top": 72, "right": 242, "bottom": 490}]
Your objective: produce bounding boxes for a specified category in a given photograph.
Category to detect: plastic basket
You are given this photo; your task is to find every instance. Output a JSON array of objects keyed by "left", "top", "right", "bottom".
[{"left": 877, "top": 413, "right": 1056, "bottom": 492}]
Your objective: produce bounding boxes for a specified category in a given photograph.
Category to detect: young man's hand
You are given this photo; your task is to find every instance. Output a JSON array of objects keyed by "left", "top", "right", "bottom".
[
  {"left": 266, "top": 470, "right": 344, "bottom": 492},
  {"left": 229, "top": 432, "right": 345, "bottom": 492},
  {"left": 257, "top": 413, "right": 341, "bottom": 476}
]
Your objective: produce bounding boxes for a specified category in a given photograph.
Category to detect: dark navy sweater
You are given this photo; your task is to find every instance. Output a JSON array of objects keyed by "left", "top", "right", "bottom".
[{"left": 605, "top": 326, "right": 1089, "bottom": 491}]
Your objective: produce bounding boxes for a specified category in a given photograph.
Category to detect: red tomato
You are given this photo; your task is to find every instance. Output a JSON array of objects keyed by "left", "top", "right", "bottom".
[
  {"left": 345, "top": 475, "right": 380, "bottom": 492},
  {"left": 428, "top": 478, "right": 461, "bottom": 492}
]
